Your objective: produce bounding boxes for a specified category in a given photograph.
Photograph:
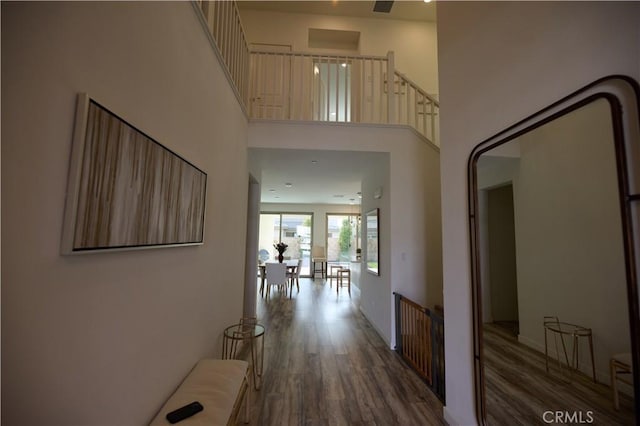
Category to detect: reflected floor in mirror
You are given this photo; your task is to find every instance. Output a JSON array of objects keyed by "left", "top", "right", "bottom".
[
  {"left": 484, "top": 324, "right": 634, "bottom": 425},
  {"left": 246, "top": 277, "right": 445, "bottom": 425}
]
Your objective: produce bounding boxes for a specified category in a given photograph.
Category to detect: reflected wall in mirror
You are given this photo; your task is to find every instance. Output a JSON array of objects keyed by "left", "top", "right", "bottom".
[{"left": 469, "top": 77, "right": 640, "bottom": 425}]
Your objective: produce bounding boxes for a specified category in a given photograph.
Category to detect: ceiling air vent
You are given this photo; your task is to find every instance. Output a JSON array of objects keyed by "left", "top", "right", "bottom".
[{"left": 373, "top": 1, "right": 394, "bottom": 13}]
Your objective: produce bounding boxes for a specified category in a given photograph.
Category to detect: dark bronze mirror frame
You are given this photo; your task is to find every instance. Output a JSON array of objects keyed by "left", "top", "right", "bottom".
[{"left": 467, "top": 76, "right": 640, "bottom": 424}]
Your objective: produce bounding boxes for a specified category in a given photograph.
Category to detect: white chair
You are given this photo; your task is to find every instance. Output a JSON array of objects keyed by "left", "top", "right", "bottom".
[
  {"left": 611, "top": 352, "right": 633, "bottom": 410},
  {"left": 265, "top": 263, "right": 288, "bottom": 299}
]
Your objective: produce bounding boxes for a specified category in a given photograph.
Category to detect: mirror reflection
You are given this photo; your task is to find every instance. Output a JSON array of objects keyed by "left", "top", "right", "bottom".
[{"left": 475, "top": 98, "right": 635, "bottom": 424}]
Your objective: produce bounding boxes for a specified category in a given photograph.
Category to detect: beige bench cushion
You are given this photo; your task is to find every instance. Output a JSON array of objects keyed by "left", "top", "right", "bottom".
[{"left": 150, "top": 359, "right": 249, "bottom": 426}]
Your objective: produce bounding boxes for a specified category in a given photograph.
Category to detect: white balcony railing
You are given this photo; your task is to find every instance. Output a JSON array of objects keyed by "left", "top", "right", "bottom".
[
  {"left": 195, "top": 0, "right": 250, "bottom": 110},
  {"left": 193, "top": 1, "right": 439, "bottom": 147},
  {"left": 248, "top": 51, "right": 439, "bottom": 146},
  {"left": 248, "top": 51, "right": 388, "bottom": 122}
]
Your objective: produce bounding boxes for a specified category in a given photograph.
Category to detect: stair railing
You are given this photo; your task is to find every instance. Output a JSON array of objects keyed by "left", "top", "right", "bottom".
[{"left": 392, "top": 70, "right": 439, "bottom": 146}]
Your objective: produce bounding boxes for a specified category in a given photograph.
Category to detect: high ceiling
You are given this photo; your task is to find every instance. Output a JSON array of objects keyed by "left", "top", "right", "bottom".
[
  {"left": 250, "top": 148, "right": 388, "bottom": 205},
  {"left": 237, "top": 1, "right": 437, "bottom": 23}
]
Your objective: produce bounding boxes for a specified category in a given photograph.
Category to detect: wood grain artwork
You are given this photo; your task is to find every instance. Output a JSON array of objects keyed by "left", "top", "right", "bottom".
[{"left": 61, "top": 94, "right": 206, "bottom": 253}]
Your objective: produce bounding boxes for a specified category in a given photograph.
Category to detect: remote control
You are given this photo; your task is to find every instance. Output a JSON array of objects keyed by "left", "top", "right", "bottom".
[{"left": 165, "top": 401, "right": 203, "bottom": 424}]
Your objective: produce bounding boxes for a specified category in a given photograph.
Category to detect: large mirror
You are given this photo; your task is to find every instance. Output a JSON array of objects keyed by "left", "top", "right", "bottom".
[{"left": 468, "top": 77, "right": 640, "bottom": 425}]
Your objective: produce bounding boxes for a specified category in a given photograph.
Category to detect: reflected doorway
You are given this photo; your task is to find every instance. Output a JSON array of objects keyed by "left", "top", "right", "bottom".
[{"left": 484, "top": 184, "right": 519, "bottom": 337}]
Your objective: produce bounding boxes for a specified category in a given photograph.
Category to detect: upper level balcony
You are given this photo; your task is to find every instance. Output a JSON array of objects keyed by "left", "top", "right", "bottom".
[{"left": 194, "top": 0, "right": 440, "bottom": 147}]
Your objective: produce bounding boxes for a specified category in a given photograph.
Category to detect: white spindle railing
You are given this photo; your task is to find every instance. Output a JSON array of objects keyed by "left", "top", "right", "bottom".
[
  {"left": 193, "top": 1, "right": 439, "bottom": 146},
  {"left": 392, "top": 71, "right": 439, "bottom": 146},
  {"left": 196, "top": 0, "right": 250, "bottom": 109},
  {"left": 248, "top": 51, "right": 390, "bottom": 125}
]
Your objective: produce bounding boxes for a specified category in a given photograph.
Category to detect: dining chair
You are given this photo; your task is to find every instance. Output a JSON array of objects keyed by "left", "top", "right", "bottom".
[
  {"left": 265, "top": 262, "right": 288, "bottom": 299},
  {"left": 286, "top": 259, "right": 302, "bottom": 296}
]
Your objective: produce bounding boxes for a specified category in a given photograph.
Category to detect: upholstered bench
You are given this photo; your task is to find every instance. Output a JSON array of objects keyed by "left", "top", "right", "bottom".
[{"left": 149, "top": 359, "right": 250, "bottom": 425}]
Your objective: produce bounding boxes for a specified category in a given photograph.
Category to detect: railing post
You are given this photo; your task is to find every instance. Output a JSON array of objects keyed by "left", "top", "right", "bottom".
[{"left": 386, "top": 51, "right": 395, "bottom": 124}]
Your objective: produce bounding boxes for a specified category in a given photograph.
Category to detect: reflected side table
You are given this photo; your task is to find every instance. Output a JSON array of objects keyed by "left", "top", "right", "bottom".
[
  {"left": 222, "top": 321, "right": 265, "bottom": 390},
  {"left": 543, "top": 317, "right": 596, "bottom": 382}
]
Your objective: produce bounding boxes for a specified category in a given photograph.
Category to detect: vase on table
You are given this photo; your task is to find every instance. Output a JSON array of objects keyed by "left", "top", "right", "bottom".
[{"left": 274, "top": 242, "right": 288, "bottom": 264}]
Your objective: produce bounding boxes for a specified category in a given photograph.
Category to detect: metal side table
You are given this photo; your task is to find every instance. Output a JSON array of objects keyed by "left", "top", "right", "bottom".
[
  {"left": 544, "top": 316, "right": 596, "bottom": 382},
  {"left": 222, "top": 319, "right": 265, "bottom": 390}
]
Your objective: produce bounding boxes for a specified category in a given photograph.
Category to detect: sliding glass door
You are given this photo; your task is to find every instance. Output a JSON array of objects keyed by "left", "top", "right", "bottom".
[
  {"left": 258, "top": 212, "right": 313, "bottom": 276},
  {"left": 326, "top": 213, "right": 361, "bottom": 262}
]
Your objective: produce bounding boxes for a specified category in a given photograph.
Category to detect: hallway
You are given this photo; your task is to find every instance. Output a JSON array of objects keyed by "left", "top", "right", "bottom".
[{"left": 247, "top": 278, "right": 445, "bottom": 425}]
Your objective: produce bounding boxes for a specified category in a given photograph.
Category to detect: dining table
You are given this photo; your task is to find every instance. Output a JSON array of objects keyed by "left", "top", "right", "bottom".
[{"left": 258, "top": 259, "right": 299, "bottom": 297}]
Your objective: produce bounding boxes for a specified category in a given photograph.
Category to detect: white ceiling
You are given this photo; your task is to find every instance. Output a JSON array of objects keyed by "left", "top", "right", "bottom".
[
  {"left": 250, "top": 148, "right": 387, "bottom": 205},
  {"left": 237, "top": 1, "right": 437, "bottom": 23}
]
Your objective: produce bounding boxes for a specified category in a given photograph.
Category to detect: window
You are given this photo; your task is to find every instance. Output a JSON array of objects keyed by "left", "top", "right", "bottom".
[
  {"left": 326, "top": 213, "right": 361, "bottom": 262},
  {"left": 258, "top": 213, "right": 313, "bottom": 276}
]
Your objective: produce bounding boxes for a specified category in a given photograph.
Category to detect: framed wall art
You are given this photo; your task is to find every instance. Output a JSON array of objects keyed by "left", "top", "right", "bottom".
[{"left": 61, "top": 93, "right": 207, "bottom": 254}]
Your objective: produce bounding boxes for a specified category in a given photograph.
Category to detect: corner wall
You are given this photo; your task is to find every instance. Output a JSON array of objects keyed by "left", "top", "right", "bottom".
[
  {"left": 437, "top": 2, "right": 640, "bottom": 424},
  {"left": 1, "top": 3, "right": 248, "bottom": 424}
]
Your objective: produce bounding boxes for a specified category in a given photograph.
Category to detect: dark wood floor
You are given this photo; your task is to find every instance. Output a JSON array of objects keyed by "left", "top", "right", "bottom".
[
  {"left": 246, "top": 277, "right": 445, "bottom": 425},
  {"left": 483, "top": 323, "right": 635, "bottom": 425}
]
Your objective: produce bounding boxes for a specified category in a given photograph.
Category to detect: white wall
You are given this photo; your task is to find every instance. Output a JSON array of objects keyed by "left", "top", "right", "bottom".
[
  {"left": 437, "top": 2, "right": 640, "bottom": 424},
  {"left": 238, "top": 9, "right": 439, "bottom": 96},
  {"left": 513, "top": 99, "right": 629, "bottom": 381},
  {"left": 1, "top": 3, "right": 248, "bottom": 425},
  {"left": 247, "top": 121, "right": 441, "bottom": 346}
]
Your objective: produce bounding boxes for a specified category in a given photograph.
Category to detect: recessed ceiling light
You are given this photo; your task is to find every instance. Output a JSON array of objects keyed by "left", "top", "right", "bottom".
[
  {"left": 269, "top": 189, "right": 276, "bottom": 192},
  {"left": 285, "top": 183, "right": 292, "bottom": 188},
  {"left": 311, "top": 160, "right": 318, "bottom": 164}
]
